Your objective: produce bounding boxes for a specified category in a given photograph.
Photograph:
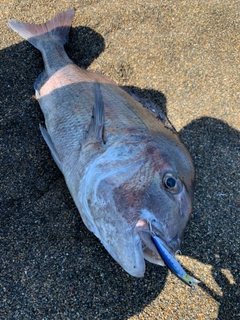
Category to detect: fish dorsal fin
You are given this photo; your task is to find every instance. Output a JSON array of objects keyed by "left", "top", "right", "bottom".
[
  {"left": 83, "top": 82, "right": 104, "bottom": 148},
  {"left": 120, "top": 86, "right": 177, "bottom": 132}
]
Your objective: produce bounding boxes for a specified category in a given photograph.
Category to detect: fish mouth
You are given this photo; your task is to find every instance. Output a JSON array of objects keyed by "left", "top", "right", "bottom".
[
  {"left": 135, "top": 219, "right": 177, "bottom": 266},
  {"left": 139, "top": 231, "right": 165, "bottom": 266}
]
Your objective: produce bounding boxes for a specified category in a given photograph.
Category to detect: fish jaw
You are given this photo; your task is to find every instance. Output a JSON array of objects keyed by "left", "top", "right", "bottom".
[
  {"left": 100, "top": 226, "right": 146, "bottom": 278},
  {"left": 135, "top": 217, "right": 178, "bottom": 267}
]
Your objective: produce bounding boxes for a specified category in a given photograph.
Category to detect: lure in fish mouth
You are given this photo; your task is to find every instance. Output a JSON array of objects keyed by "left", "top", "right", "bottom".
[
  {"left": 151, "top": 232, "right": 200, "bottom": 289},
  {"left": 145, "top": 219, "right": 200, "bottom": 288},
  {"left": 8, "top": 8, "right": 196, "bottom": 280},
  {"left": 133, "top": 218, "right": 200, "bottom": 288},
  {"left": 134, "top": 216, "right": 184, "bottom": 269}
]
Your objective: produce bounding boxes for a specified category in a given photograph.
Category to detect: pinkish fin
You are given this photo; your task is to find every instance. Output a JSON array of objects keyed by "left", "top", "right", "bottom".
[
  {"left": 8, "top": 8, "right": 75, "bottom": 50},
  {"left": 34, "top": 71, "right": 48, "bottom": 99},
  {"left": 39, "top": 125, "right": 63, "bottom": 172},
  {"left": 83, "top": 83, "right": 104, "bottom": 148}
]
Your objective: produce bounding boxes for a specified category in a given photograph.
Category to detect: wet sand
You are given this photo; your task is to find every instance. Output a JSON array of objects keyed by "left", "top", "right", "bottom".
[{"left": 0, "top": 1, "right": 239, "bottom": 319}]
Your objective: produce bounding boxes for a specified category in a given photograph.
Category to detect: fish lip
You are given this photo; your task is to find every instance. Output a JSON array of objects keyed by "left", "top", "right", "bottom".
[
  {"left": 135, "top": 219, "right": 178, "bottom": 265},
  {"left": 138, "top": 230, "right": 165, "bottom": 266},
  {"left": 135, "top": 220, "right": 164, "bottom": 265}
]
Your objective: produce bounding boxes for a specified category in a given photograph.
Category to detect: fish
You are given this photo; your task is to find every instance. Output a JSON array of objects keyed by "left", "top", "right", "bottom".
[
  {"left": 8, "top": 8, "right": 195, "bottom": 277},
  {"left": 151, "top": 231, "right": 200, "bottom": 288}
]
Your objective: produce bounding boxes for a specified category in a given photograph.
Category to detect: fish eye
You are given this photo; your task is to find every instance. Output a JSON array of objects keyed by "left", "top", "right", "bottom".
[
  {"left": 163, "top": 173, "right": 182, "bottom": 193},
  {"left": 165, "top": 177, "right": 176, "bottom": 188}
]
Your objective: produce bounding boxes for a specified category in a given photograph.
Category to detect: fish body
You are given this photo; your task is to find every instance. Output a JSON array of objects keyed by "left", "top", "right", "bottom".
[
  {"left": 8, "top": 9, "right": 195, "bottom": 277},
  {"left": 152, "top": 234, "right": 200, "bottom": 288}
]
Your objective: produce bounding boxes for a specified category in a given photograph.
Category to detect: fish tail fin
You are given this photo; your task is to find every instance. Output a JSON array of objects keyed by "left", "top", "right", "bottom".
[{"left": 8, "top": 8, "right": 75, "bottom": 51}]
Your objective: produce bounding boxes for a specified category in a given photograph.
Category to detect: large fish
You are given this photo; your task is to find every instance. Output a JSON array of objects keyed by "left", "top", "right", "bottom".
[{"left": 8, "top": 8, "right": 195, "bottom": 277}]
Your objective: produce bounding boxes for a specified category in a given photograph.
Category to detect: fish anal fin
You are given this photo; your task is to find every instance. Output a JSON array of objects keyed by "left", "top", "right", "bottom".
[
  {"left": 39, "top": 125, "right": 63, "bottom": 172},
  {"left": 83, "top": 82, "right": 104, "bottom": 149}
]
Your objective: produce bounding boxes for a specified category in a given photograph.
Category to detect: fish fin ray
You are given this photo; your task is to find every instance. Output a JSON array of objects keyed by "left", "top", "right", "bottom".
[
  {"left": 121, "top": 86, "right": 176, "bottom": 132},
  {"left": 83, "top": 82, "right": 104, "bottom": 148},
  {"left": 8, "top": 8, "right": 75, "bottom": 50},
  {"left": 39, "top": 125, "right": 63, "bottom": 172},
  {"left": 34, "top": 71, "right": 48, "bottom": 98}
]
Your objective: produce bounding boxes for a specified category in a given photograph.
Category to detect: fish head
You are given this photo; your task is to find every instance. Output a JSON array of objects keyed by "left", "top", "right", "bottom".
[{"left": 85, "top": 131, "right": 195, "bottom": 277}]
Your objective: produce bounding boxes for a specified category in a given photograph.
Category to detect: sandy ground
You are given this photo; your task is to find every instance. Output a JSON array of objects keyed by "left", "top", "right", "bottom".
[{"left": 0, "top": 1, "right": 239, "bottom": 319}]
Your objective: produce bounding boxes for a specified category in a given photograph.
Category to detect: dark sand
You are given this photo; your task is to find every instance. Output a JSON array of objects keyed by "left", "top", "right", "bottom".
[{"left": 0, "top": 1, "right": 239, "bottom": 319}]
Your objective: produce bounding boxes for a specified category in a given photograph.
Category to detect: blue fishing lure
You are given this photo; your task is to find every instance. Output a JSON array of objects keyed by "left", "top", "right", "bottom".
[{"left": 151, "top": 234, "right": 200, "bottom": 289}]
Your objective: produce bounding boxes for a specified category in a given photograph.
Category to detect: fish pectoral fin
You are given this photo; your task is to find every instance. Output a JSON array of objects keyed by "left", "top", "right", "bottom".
[
  {"left": 39, "top": 125, "right": 63, "bottom": 173},
  {"left": 83, "top": 82, "right": 104, "bottom": 149},
  {"left": 34, "top": 71, "right": 48, "bottom": 99}
]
